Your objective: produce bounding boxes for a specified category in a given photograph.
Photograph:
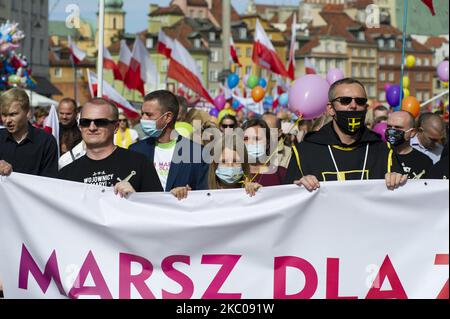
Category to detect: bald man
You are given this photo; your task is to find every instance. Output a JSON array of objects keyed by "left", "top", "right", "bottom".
[
  {"left": 410, "top": 113, "right": 446, "bottom": 164},
  {"left": 386, "top": 111, "right": 433, "bottom": 179}
]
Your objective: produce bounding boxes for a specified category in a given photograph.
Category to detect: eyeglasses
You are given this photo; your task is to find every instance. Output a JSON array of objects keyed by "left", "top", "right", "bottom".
[
  {"left": 331, "top": 97, "right": 368, "bottom": 106},
  {"left": 221, "top": 124, "right": 236, "bottom": 129},
  {"left": 79, "top": 118, "right": 117, "bottom": 128}
]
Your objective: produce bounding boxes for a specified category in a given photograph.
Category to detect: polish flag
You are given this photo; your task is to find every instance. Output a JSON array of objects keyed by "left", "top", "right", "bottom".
[
  {"left": 252, "top": 19, "right": 289, "bottom": 78},
  {"left": 305, "top": 57, "right": 317, "bottom": 75},
  {"left": 68, "top": 36, "right": 86, "bottom": 64},
  {"left": 167, "top": 40, "right": 214, "bottom": 104},
  {"left": 230, "top": 36, "right": 242, "bottom": 67},
  {"left": 157, "top": 30, "right": 174, "bottom": 59},
  {"left": 124, "top": 36, "right": 159, "bottom": 97},
  {"left": 43, "top": 105, "right": 60, "bottom": 156},
  {"left": 87, "top": 69, "right": 140, "bottom": 119},
  {"left": 103, "top": 47, "right": 122, "bottom": 81},
  {"left": 287, "top": 14, "right": 297, "bottom": 81},
  {"left": 421, "top": 0, "right": 436, "bottom": 15},
  {"left": 117, "top": 40, "right": 132, "bottom": 81}
]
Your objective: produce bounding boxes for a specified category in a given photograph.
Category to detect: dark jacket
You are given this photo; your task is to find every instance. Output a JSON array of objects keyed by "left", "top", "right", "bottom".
[
  {"left": 130, "top": 134, "right": 209, "bottom": 191},
  {"left": 283, "top": 123, "right": 403, "bottom": 183}
]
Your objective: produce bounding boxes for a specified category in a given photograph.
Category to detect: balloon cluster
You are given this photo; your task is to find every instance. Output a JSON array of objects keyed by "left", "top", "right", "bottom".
[{"left": 0, "top": 21, "right": 35, "bottom": 91}]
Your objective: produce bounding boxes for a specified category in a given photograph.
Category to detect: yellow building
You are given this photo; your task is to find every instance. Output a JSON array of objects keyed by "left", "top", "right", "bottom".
[{"left": 96, "top": 0, "right": 125, "bottom": 49}]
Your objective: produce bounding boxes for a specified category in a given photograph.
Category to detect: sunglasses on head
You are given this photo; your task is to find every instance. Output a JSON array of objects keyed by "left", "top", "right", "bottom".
[
  {"left": 331, "top": 97, "right": 368, "bottom": 106},
  {"left": 79, "top": 118, "right": 117, "bottom": 128}
]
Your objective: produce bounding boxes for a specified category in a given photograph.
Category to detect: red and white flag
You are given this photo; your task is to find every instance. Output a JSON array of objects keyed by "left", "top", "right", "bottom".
[
  {"left": 117, "top": 40, "right": 132, "bottom": 81},
  {"left": 124, "top": 36, "right": 159, "bottom": 97},
  {"left": 87, "top": 69, "right": 140, "bottom": 119},
  {"left": 103, "top": 47, "right": 122, "bottom": 81},
  {"left": 421, "top": 0, "right": 436, "bottom": 15},
  {"left": 157, "top": 30, "right": 174, "bottom": 59},
  {"left": 68, "top": 35, "right": 86, "bottom": 65},
  {"left": 287, "top": 14, "right": 297, "bottom": 81},
  {"left": 167, "top": 40, "right": 214, "bottom": 104},
  {"left": 252, "top": 19, "right": 289, "bottom": 78},
  {"left": 230, "top": 36, "right": 242, "bottom": 67},
  {"left": 43, "top": 105, "right": 60, "bottom": 155},
  {"left": 305, "top": 57, "right": 317, "bottom": 75}
]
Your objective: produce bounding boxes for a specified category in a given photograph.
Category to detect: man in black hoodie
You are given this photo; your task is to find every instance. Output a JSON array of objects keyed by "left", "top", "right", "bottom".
[{"left": 284, "top": 78, "right": 407, "bottom": 191}]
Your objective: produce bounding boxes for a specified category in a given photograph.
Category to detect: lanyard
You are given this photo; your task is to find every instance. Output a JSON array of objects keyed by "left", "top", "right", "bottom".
[{"left": 328, "top": 144, "right": 369, "bottom": 181}]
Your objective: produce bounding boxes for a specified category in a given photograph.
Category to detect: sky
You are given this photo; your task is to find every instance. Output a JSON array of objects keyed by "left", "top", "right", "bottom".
[{"left": 49, "top": 0, "right": 301, "bottom": 33}]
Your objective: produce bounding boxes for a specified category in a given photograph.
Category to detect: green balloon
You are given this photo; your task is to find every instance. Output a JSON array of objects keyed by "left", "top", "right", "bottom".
[{"left": 247, "top": 75, "right": 259, "bottom": 89}]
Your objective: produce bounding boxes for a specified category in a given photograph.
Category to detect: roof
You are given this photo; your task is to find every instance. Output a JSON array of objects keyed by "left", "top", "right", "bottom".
[
  {"left": 31, "top": 76, "right": 63, "bottom": 96},
  {"left": 187, "top": 0, "right": 208, "bottom": 7},
  {"left": 162, "top": 18, "right": 209, "bottom": 51},
  {"left": 149, "top": 4, "right": 184, "bottom": 17},
  {"left": 209, "top": 0, "right": 241, "bottom": 26},
  {"left": 49, "top": 21, "right": 77, "bottom": 37},
  {"left": 424, "top": 36, "right": 449, "bottom": 49},
  {"left": 298, "top": 37, "right": 320, "bottom": 55}
]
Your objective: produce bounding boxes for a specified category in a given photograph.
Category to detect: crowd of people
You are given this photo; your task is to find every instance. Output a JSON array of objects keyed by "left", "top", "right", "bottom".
[{"left": 0, "top": 77, "right": 449, "bottom": 296}]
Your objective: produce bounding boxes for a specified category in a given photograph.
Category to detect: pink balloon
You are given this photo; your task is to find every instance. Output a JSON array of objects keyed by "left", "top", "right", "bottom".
[
  {"left": 384, "top": 83, "right": 392, "bottom": 92},
  {"left": 288, "top": 75, "right": 330, "bottom": 120},
  {"left": 214, "top": 95, "right": 226, "bottom": 111},
  {"left": 437, "top": 60, "right": 449, "bottom": 82},
  {"left": 326, "top": 68, "right": 345, "bottom": 85},
  {"left": 372, "top": 122, "right": 388, "bottom": 142}
]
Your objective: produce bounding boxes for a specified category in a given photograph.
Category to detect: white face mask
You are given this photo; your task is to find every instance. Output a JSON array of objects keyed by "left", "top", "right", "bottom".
[
  {"left": 215, "top": 166, "right": 244, "bottom": 184},
  {"left": 246, "top": 144, "right": 266, "bottom": 160}
]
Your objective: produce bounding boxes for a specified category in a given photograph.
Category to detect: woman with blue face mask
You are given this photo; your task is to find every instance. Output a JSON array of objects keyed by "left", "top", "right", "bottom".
[
  {"left": 242, "top": 118, "right": 287, "bottom": 187},
  {"left": 170, "top": 134, "right": 262, "bottom": 199}
]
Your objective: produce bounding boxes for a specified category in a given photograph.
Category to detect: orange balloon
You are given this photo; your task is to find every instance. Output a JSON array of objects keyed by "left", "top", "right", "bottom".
[
  {"left": 402, "top": 96, "right": 420, "bottom": 118},
  {"left": 251, "top": 86, "right": 265, "bottom": 102}
]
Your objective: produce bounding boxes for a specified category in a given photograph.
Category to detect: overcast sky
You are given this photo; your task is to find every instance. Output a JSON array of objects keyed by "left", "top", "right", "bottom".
[{"left": 49, "top": 0, "right": 301, "bottom": 33}]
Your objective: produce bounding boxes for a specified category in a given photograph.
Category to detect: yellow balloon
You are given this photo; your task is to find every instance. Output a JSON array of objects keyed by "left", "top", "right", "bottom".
[
  {"left": 218, "top": 109, "right": 236, "bottom": 123},
  {"left": 443, "top": 82, "right": 449, "bottom": 88},
  {"left": 402, "top": 76, "right": 410, "bottom": 88},
  {"left": 403, "top": 88, "right": 410, "bottom": 98},
  {"left": 175, "top": 121, "right": 193, "bottom": 139},
  {"left": 406, "top": 55, "right": 415, "bottom": 68}
]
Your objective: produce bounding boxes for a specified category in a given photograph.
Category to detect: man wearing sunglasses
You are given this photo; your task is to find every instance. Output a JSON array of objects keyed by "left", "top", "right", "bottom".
[
  {"left": 284, "top": 78, "right": 407, "bottom": 191},
  {"left": 386, "top": 111, "right": 432, "bottom": 179},
  {"left": 58, "top": 98, "right": 162, "bottom": 197}
]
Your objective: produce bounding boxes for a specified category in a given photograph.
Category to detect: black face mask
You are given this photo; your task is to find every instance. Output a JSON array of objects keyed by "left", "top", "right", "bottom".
[
  {"left": 385, "top": 128, "right": 408, "bottom": 147},
  {"left": 333, "top": 110, "right": 367, "bottom": 136}
]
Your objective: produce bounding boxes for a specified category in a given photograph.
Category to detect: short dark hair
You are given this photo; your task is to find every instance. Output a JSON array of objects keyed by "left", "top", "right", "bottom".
[
  {"left": 177, "top": 95, "right": 188, "bottom": 119},
  {"left": 328, "top": 78, "right": 367, "bottom": 102},
  {"left": 83, "top": 98, "right": 119, "bottom": 120},
  {"left": 144, "top": 90, "right": 179, "bottom": 127},
  {"left": 58, "top": 97, "right": 78, "bottom": 112},
  {"left": 418, "top": 112, "right": 444, "bottom": 130},
  {"left": 219, "top": 114, "right": 238, "bottom": 127}
]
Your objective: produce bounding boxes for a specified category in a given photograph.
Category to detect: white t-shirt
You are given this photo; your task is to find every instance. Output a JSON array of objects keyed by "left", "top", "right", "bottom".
[{"left": 153, "top": 140, "right": 176, "bottom": 190}]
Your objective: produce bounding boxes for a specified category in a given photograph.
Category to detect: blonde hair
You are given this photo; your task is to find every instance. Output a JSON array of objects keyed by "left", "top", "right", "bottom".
[{"left": 0, "top": 88, "right": 30, "bottom": 113}]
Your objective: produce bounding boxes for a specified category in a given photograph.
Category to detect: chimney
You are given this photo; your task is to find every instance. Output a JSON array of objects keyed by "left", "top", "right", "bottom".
[{"left": 149, "top": 4, "right": 158, "bottom": 14}]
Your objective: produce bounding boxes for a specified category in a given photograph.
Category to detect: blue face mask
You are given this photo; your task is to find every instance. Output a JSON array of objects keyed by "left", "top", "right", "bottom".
[
  {"left": 216, "top": 166, "right": 244, "bottom": 184},
  {"left": 246, "top": 144, "right": 266, "bottom": 160},
  {"left": 141, "top": 114, "right": 168, "bottom": 138}
]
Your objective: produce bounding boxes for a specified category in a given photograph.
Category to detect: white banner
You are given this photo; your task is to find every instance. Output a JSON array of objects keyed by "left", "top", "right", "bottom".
[{"left": 0, "top": 174, "right": 448, "bottom": 299}]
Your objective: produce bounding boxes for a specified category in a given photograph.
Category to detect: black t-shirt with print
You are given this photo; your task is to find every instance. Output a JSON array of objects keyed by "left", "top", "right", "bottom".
[
  {"left": 397, "top": 148, "right": 433, "bottom": 179},
  {"left": 59, "top": 147, "right": 162, "bottom": 192}
]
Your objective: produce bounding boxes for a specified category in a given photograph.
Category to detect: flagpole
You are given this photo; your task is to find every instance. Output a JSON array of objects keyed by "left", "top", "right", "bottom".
[
  {"left": 97, "top": 0, "right": 105, "bottom": 97},
  {"left": 398, "top": 0, "right": 408, "bottom": 111},
  {"left": 71, "top": 56, "right": 78, "bottom": 105}
]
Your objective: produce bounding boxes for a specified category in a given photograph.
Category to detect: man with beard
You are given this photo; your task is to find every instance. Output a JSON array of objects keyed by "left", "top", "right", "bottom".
[
  {"left": 283, "top": 78, "right": 407, "bottom": 191},
  {"left": 58, "top": 98, "right": 82, "bottom": 155},
  {"left": 385, "top": 111, "right": 432, "bottom": 179}
]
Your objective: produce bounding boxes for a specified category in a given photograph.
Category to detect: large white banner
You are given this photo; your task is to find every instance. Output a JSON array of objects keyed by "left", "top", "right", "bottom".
[{"left": 0, "top": 173, "right": 448, "bottom": 299}]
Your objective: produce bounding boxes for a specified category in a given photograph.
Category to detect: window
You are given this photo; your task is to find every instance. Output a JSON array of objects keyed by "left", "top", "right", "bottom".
[
  {"left": 369, "top": 65, "right": 375, "bottom": 77},
  {"left": 388, "top": 72, "right": 394, "bottom": 81},
  {"left": 379, "top": 72, "right": 385, "bottom": 81},
  {"left": 209, "top": 32, "right": 216, "bottom": 42},
  {"left": 370, "top": 49, "right": 376, "bottom": 57},
  {"left": 406, "top": 40, "right": 412, "bottom": 49},
  {"left": 424, "top": 73, "right": 430, "bottom": 82},
  {"left": 336, "top": 44, "right": 342, "bottom": 52},
  {"left": 424, "top": 92, "right": 430, "bottom": 101},
  {"left": 424, "top": 58, "right": 430, "bottom": 66},
  {"left": 378, "top": 38, "right": 385, "bottom": 48},
  {"left": 361, "top": 65, "right": 367, "bottom": 77},
  {"left": 358, "top": 32, "right": 365, "bottom": 41},
  {"left": 239, "top": 28, "right": 247, "bottom": 39},
  {"left": 54, "top": 68, "right": 62, "bottom": 78},
  {"left": 320, "top": 59, "right": 325, "bottom": 73},
  {"left": 246, "top": 47, "right": 252, "bottom": 57},
  {"left": 361, "top": 49, "right": 366, "bottom": 57},
  {"left": 209, "top": 70, "right": 218, "bottom": 82},
  {"left": 416, "top": 58, "right": 422, "bottom": 66},
  {"left": 161, "top": 60, "right": 168, "bottom": 72},
  {"left": 416, "top": 73, "right": 423, "bottom": 82},
  {"left": 76, "top": 69, "right": 83, "bottom": 77},
  {"left": 196, "top": 60, "right": 203, "bottom": 74},
  {"left": 295, "top": 42, "right": 300, "bottom": 51},
  {"left": 211, "top": 50, "right": 219, "bottom": 62},
  {"left": 236, "top": 47, "right": 241, "bottom": 56},
  {"left": 113, "top": 18, "right": 117, "bottom": 30},
  {"left": 352, "top": 65, "right": 358, "bottom": 77},
  {"left": 379, "top": 91, "right": 386, "bottom": 101},
  {"left": 388, "top": 56, "right": 395, "bottom": 65},
  {"left": 379, "top": 56, "right": 386, "bottom": 65},
  {"left": 325, "top": 42, "right": 331, "bottom": 52},
  {"left": 389, "top": 39, "right": 395, "bottom": 48},
  {"left": 417, "top": 91, "right": 423, "bottom": 101},
  {"left": 194, "top": 38, "right": 201, "bottom": 49},
  {"left": 146, "top": 38, "right": 153, "bottom": 49},
  {"left": 369, "top": 85, "right": 376, "bottom": 98},
  {"left": 352, "top": 48, "right": 358, "bottom": 56}
]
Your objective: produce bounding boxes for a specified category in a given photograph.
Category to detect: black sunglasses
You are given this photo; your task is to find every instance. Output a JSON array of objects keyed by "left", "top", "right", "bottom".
[
  {"left": 221, "top": 124, "right": 236, "bottom": 129},
  {"left": 79, "top": 118, "right": 117, "bottom": 128},
  {"left": 331, "top": 97, "right": 368, "bottom": 106}
]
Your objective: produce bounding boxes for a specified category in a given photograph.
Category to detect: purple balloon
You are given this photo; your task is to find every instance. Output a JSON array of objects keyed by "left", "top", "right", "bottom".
[
  {"left": 288, "top": 75, "right": 330, "bottom": 120},
  {"left": 214, "top": 95, "right": 226, "bottom": 111},
  {"left": 326, "top": 68, "right": 345, "bottom": 85},
  {"left": 384, "top": 83, "right": 392, "bottom": 92},
  {"left": 437, "top": 60, "right": 449, "bottom": 82},
  {"left": 386, "top": 85, "right": 401, "bottom": 108},
  {"left": 372, "top": 122, "right": 388, "bottom": 142},
  {"left": 209, "top": 108, "right": 219, "bottom": 117}
]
